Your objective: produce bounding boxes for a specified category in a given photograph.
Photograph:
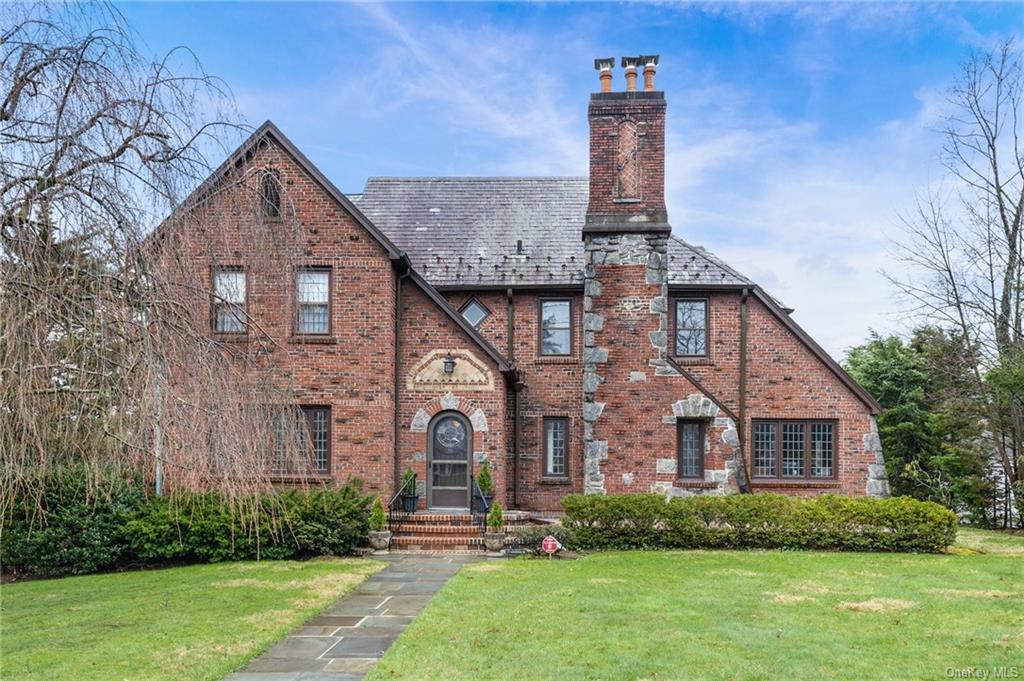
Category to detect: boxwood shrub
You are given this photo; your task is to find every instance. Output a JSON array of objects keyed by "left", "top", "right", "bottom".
[
  {"left": 562, "top": 493, "right": 957, "bottom": 553},
  {"left": 123, "top": 481, "right": 372, "bottom": 563}
]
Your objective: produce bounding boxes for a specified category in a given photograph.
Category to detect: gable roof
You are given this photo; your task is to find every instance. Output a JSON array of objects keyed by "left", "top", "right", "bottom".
[
  {"left": 356, "top": 176, "right": 877, "bottom": 413},
  {"left": 355, "top": 177, "right": 753, "bottom": 289},
  {"left": 150, "top": 122, "right": 513, "bottom": 375}
]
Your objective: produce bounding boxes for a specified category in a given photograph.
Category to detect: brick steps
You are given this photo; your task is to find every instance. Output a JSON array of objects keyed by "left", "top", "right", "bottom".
[{"left": 387, "top": 511, "right": 534, "bottom": 553}]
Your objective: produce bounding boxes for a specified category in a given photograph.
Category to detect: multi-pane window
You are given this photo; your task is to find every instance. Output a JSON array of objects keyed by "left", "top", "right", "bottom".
[
  {"left": 539, "top": 299, "right": 572, "bottom": 356},
  {"left": 676, "top": 420, "right": 705, "bottom": 478},
  {"left": 296, "top": 269, "right": 330, "bottom": 334},
  {"left": 674, "top": 299, "right": 708, "bottom": 356},
  {"left": 303, "top": 406, "right": 330, "bottom": 474},
  {"left": 213, "top": 268, "right": 246, "bottom": 334},
  {"left": 810, "top": 422, "right": 834, "bottom": 477},
  {"left": 544, "top": 417, "right": 568, "bottom": 477},
  {"left": 782, "top": 423, "right": 805, "bottom": 477},
  {"left": 753, "top": 421, "right": 776, "bottom": 477},
  {"left": 460, "top": 298, "right": 490, "bottom": 328},
  {"left": 270, "top": 406, "right": 330, "bottom": 475},
  {"left": 751, "top": 420, "right": 836, "bottom": 480}
]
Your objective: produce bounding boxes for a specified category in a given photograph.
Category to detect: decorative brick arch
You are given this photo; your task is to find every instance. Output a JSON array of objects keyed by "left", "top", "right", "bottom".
[{"left": 409, "top": 391, "right": 490, "bottom": 457}]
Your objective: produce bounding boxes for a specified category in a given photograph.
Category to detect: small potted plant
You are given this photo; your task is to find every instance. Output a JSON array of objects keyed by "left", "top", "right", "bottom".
[
  {"left": 368, "top": 496, "right": 391, "bottom": 552},
  {"left": 483, "top": 499, "right": 505, "bottom": 553},
  {"left": 400, "top": 468, "right": 419, "bottom": 513},
  {"left": 475, "top": 460, "right": 493, "bottom": 512}
]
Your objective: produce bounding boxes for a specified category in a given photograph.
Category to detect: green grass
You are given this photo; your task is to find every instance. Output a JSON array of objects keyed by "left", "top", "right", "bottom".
[
  {"left": 1, "top": 557, "right": 382, "bottom": 680},
  {"left": 370, "top": 529, "right": 1024, "bottom": 680}
]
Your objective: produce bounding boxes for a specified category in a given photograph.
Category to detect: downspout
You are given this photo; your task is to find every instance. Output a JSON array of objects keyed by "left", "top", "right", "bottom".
[
  {"left": 738, "top": 287, "right": 751, "bottom": 493},
  {"left": 507, "top": 288, "right": 520, "bottom": 509},
  {"left": 393, "top": 254, "right": 413, "bottom": 494}
]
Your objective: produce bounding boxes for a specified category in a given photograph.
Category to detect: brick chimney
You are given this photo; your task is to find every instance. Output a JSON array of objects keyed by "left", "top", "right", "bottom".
[
  {"left": 584, "top": 54, "right": 668, "bottom": 236},
  {"left": 581, "top": 55, "right": 671, "bottom": 496}
]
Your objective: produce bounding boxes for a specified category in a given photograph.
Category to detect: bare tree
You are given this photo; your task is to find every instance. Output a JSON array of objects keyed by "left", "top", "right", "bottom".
[
  {"left": 1, "top": 2, "right": 325, "bottom": 526},
  {"left": 889, "top": 40, "right": 1023, "bottom": 526}
]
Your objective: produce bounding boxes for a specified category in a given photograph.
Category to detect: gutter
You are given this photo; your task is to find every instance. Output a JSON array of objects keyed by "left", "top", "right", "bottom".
[{"left": 393, "top": 253, "right": 413, "bottom": 494}]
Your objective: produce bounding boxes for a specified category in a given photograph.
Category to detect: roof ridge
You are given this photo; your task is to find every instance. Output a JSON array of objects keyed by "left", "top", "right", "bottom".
[{"left": 365, "top": 176, "right": 588, "bottom": 182}]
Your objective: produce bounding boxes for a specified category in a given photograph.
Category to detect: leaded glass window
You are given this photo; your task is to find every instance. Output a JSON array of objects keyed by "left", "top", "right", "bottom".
[
  {"left": 540, "top": 299, "right": 572, "bottom": 356},
  {"left": 810, "top": 422, "right": 834, "bottom": 478},
  {"left": 545, "top": 418, "right": 568, "bottom": 476},
  {"left": 674, "top": 299, "right": 707, "bottom": 356},
  {"left": 751, "top": 420, "right": 836, "bottom": 480},
  {"left": 213, "top": 269, "right": 246, "bottom": 334},
  {"left": 296, "top": 269, "right": 329, "bottom": 334},
  {"left": 782, "top": 422, "right": 805, "bottom": 477},
  {"left": 677, "top": 420, "right": 704, "bottom": 478},
  {"left": 753, "top": 421, "right": 776, "bottom": 477}
]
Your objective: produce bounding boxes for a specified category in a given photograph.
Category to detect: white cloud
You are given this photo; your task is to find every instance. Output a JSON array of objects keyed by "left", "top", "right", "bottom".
[{"left": 664, "top": 81, "right": 953, "bottom": 360}]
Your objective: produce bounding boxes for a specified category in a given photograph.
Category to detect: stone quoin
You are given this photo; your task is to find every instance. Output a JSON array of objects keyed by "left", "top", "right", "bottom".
[{"left": 153, "top": 54, "right": 888, "bottom": 515}]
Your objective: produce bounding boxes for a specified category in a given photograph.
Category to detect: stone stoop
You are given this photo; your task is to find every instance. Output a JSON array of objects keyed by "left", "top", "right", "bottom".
[{"left": 390, "top": 511, "right": 534, "bottom": 552}]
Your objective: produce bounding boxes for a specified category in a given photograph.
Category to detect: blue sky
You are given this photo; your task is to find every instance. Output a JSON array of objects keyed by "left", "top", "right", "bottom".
[{"left": 120, "top": 1, "right": 1022, "bottom": 359}]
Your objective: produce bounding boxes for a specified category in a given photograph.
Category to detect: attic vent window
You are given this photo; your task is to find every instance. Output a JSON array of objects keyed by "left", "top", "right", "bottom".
[
  {"left": 260, "top": 170, "right": 281, "bottom": 219},
  {"left": 459, "top": 298, "right": 490, "bottom": 328}
]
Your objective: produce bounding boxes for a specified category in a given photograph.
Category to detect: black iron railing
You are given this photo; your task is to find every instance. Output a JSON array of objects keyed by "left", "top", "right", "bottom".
[
  {"left": 386, "top": 473, "right": 417, "bottom": 549},
  {"left": 470, "top": 474, "right": 490, "bottom": 540}
]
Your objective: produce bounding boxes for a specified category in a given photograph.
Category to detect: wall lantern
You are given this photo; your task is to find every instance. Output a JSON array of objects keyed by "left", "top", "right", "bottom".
[{"left": 443, "top": 352, "right": 456, "bottom": 375}]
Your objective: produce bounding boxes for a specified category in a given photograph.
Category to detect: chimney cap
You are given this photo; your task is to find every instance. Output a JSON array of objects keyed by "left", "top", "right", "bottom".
[
  {"left": 620, "top": 55, "right": 642, "bottom": 68},
  {"left": 594, "top": 57, "right": 615, "bottom": 71},
  {"left": 640, "top": 54, "right": 660, "bottom": 67}
]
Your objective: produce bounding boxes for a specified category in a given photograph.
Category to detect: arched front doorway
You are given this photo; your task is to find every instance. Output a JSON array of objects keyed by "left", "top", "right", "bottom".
[{"left": 427, "top": 411, "right": 472, "bottom": 510}]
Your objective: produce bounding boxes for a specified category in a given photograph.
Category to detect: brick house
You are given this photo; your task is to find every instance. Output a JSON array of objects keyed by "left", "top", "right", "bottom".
[{"left": 162, "top": 55, "right": 888, "bottom": 519}]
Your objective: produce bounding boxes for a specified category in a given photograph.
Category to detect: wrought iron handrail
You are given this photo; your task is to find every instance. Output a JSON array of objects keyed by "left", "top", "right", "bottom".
[
  {"left": 386, "top": 473, "right": 417, "bottom": 549},
  {"left": 470, "top": 474, "right": 491, "bottom": 538}
]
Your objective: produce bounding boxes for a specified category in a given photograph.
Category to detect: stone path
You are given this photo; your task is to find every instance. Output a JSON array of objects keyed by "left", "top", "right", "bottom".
[{"left": 225, "top": 554, "right": 478, "bottom": 681}]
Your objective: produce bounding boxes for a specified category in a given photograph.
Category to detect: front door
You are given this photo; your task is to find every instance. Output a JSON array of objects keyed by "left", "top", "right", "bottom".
[{"left": 427, "top": 412, "right": 471, "bottom": 510}]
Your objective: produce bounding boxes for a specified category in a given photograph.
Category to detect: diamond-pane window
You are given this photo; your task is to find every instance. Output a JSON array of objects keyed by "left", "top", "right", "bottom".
[{"left": 460, "top": 298, "right": 490, "bottom": 327}]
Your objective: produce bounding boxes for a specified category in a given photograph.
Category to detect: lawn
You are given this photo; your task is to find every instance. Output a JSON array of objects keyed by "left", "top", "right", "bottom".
[
  {"left": 370, "top": 529, "right": 1024, "bottom": 680},
  {"left": 1, "top": 557, "right": 382, "bottom": 680}
]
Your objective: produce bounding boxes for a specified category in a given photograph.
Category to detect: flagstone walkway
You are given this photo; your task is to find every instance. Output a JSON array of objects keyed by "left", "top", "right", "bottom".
[{"left": 225, "top": 554, "right": 479, "bottom": 681}]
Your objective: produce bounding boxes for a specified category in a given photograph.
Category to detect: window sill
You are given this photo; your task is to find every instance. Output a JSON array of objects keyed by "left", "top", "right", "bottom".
[
  {"left": 539, "top": 476, "right": 571, "bottom": 485},
  {"left": 751, "top": 479, "right": 840, "bottom": 488},
  {"left": 674, "top": 479, "right": 717, "bottom": 488},
  {"left": 672, "top": 355, "right": 712, "bottom": 366},
  {"left": 269, "top": 473, "right": 333, "bottom": 483},
  {"left": 612, "top": 198, "right": 642, "bottom": 204},
  {"left": 212, "top": 333, "right": 249, "bottom": 343},
  {"left": 289, "top": 335, "right": 337, "bottom": 345},
  {"left": 535, "top": 355, "right": 578, "bottom": 364}
]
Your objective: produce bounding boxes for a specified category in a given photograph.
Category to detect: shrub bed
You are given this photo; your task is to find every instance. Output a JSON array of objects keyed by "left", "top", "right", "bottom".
[
  {"left": 123, "top": 482, "right": 371, "bottom": 563},
  {"left": 562, "top": 493, "right": 957, "bottom": 553},
  {"left": 2, "top": 476, "right": 372, "bottom": 577},
  {"left": 1, "top": 466, "right": 144, "bottom": 577}
]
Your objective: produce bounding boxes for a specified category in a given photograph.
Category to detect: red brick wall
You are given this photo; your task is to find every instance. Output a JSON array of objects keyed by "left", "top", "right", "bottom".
[
  {"left": 445, "top": 291, "right": 584, "bottom": 512},
  {"left": 166, "top": 138, "right": 399, "bottom": 496},
  {"left": 586, "top": 93, "right": 667, "bottom": 227},
  {"left": 398, "top": 283, "right": 507, "bottom": 509}
]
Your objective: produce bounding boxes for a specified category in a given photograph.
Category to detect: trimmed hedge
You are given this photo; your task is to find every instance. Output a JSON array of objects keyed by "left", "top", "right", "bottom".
[
  {"left": 123, "top": 482, "right": 371, "bottom": 563},
  {"left": 562, "top": 493, "right": 957, "bottom": 553}
]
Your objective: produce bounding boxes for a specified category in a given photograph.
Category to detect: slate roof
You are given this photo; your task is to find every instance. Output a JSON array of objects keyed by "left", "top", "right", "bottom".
[{"left": 355, "top": 177, "right": 753, "bottom": 289}]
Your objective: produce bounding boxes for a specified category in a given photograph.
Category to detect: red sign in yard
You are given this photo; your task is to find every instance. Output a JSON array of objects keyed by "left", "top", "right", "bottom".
[{"left": 542, "top": 535, "right": 559, "bottom": 555}]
